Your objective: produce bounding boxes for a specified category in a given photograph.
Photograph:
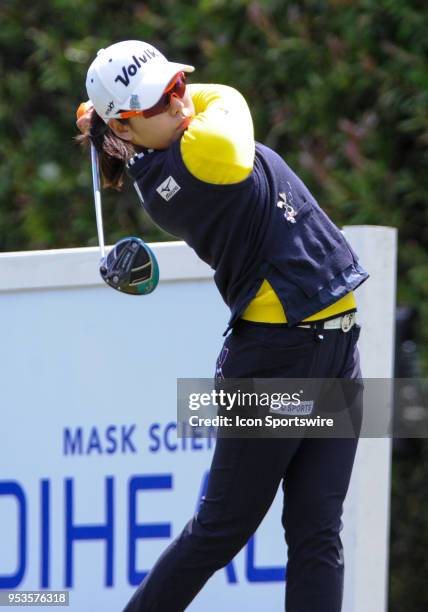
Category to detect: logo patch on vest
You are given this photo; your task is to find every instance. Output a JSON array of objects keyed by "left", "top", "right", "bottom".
[
  {"left": 277, "top": 191, "right": 297, "bottom": 223},
  {"left": 156, "top": 176, "right": 181, "bottom": 202}
]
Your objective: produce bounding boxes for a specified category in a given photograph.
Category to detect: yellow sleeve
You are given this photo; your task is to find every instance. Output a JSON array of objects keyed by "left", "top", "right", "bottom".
[{"left": 180, "top": 83, "right": 255, "bottom": 184}]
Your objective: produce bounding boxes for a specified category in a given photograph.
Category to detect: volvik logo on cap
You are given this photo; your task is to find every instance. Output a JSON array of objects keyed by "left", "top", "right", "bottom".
[{"left": 114, "top": 49, "right": 159, "bottom": 87}]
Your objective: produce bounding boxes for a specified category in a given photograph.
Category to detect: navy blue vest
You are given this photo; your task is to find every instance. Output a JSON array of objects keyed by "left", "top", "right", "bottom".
[{"left": 127, "top": 141, "right": 369, "bottom": 330}]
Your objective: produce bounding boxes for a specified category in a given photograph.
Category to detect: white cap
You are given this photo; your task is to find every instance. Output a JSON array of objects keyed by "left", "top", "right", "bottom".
[{"left": 86, "top": 40, "right": 195, "bottom": 122}]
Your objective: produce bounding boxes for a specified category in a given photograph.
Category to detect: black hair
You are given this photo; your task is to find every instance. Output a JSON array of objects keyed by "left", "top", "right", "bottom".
[{"left": 75, "top": 111, "right": 137, "bottom": 190}]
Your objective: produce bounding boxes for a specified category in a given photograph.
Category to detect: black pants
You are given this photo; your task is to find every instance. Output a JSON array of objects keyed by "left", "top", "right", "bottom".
[{"left": 123, "top": 320, "right": 363, "bottom": 612}]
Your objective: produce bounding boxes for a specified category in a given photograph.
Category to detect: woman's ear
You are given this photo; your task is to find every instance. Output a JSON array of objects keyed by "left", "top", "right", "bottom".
[{"left": 108, "top": 118, "right": 133, "bottom": 142}]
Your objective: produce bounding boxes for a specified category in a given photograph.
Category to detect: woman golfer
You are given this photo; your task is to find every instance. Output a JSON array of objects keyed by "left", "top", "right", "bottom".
[{"left": 77, "top": 40, "right": 369, "bottom": 612}]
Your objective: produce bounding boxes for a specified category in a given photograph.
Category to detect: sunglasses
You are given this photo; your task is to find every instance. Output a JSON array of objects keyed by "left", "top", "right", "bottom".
[{"left": 119, "top": 72, "right": 187, "bottom": 119}]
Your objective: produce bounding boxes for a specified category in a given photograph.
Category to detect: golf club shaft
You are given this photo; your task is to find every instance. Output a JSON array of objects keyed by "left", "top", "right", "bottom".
[{"left": 90, "top": 143, "right": 106, "bottom": 260}]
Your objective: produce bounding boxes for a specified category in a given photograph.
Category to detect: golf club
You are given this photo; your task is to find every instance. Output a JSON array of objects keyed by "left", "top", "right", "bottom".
[{"left": 88, "top": 139, "right": 159, "bottom": 296}]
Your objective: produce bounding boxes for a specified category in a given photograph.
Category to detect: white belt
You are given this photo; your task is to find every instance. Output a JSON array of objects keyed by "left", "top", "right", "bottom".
[{"left": 296, "top": 312, "right": 357, "bottom": 333}]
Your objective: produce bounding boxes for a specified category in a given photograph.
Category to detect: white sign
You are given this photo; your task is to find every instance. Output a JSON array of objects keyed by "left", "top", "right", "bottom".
[{"left": 0, "top": 230, "right": 395, "bottom": 611}]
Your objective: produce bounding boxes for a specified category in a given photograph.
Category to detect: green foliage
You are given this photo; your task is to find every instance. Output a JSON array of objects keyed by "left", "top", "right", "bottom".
[{"left": 1, "top": 1, "right": 428, "bottom": 606}]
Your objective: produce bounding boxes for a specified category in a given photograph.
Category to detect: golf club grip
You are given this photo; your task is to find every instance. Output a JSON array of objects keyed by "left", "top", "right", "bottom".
[{"left": 90, "top": 143, "right": 106, "bottom": 260}]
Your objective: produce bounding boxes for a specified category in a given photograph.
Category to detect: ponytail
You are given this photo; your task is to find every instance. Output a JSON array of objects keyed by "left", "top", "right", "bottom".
[{"left": 75, "top": 111, "right": 137, "bottom": 191}]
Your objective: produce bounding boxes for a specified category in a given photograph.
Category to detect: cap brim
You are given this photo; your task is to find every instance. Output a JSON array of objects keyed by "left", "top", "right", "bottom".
[{"left": 121, "top": 62, "right": 195, "bottom": 112}]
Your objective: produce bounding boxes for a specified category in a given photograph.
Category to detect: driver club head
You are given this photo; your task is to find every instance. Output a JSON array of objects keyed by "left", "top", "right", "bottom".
[
  {"left": 81, "top": 133, "right": 159, "bottom": 296},
  {"left": 99, "top": 237, "right": 159, "bottom": 295}
]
